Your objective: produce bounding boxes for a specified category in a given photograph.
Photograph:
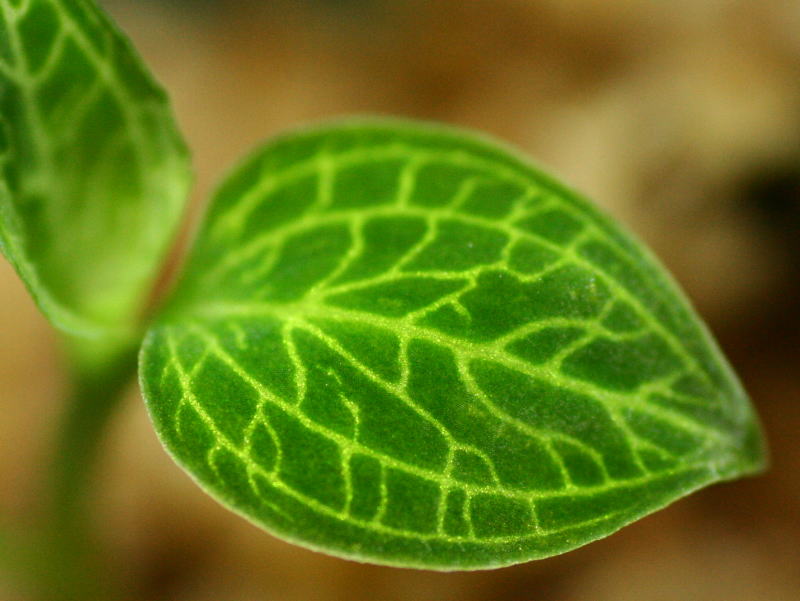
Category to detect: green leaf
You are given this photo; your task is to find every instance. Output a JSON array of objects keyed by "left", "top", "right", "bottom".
[
  {"left": 140, "top": 120, "right": 766, "bottom": 569},
  {"left": 0, "top": 0, "right": 190, "bottom": 338}
]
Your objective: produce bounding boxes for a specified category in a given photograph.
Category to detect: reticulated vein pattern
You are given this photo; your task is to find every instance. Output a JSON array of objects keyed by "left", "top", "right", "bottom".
[
  {"left": 0, "top": 0, "right": 189, "bottom": 335},
  {"left": 140, "top": 121, "right": 765, "bottom": 569}
]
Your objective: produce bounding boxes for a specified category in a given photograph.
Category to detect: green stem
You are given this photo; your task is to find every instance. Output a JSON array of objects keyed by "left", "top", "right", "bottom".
[{"left": 38, "top": 338, "right": 139, "bottom": 601}]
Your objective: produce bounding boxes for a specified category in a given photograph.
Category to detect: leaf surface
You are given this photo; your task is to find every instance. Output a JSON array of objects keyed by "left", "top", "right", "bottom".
[
  {"left": 140, "top": 120, "right": 765, "bottom": 569},
  {"left": 0, "top": 0, "right": 190, "bottom": 337}
]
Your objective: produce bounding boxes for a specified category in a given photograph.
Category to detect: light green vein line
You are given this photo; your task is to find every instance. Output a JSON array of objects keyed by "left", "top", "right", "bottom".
[
  {"left": 30, "top": 28, "right": 68, "bottom": 81},
  {"left": 647, "top": 380, "right": 725, "bottom": 408},
  {"left": 282, "top": 322, "right": 307, "bottom": 404},
  {"left": 544, "top": 439, "right": 580, "bottom": 491},
  {"left": 250, "top": 407, "right": 284, "bottom": 475},
  {"left": 276, "top": 319, "right": 502, "bottom": 487},
  {"left": 202, "top": 197, "right": 716, "bottom": 400},
  {"left": 395, "top": 155, "right": 423, "bottom": 207},
  {"left": 341, "top": 447, "right": 354, "bottom": 516},
  {"left": 162, "top": 329, "right": 716, "bottom": 544},
  {"left": 165, "top": 347, "right": 213, "bottom": 451},
  {"left": 323, "top": 366, "right": 360, "bottom": 435},
  {"left": 1, "top": 1, "right": 55, "bottom": 178},
  {"left": 167, "top": 329, "right": 349, "bottom": 521},
  {"left": 308, "top": 216, "right": 364, "bottom": 296},
  {"left": 435, "top": 486, "right": 450, "bottom": 535},
  {"left": 50, "top": 77, "right": 105, "bottom": 145},
  {"left": 506, "top": 193, "right": 560, "bottom": 218},
  {"left": 211, "top": 145, "right": 516, "bottom": 240},
  {"left": 463, "top": 495, "right": 476, "bottom": 538},
  {"left": 187, "top": 324, "right": 521, "bottom": 499},
  {"left": 0, "top": 54, "right": 18, "bottom": 79},
  {"left": 396, "top": 334, "right": 411, "bottom": 391},
  {"left": 192, "top": 301, "right": 731, "bottom": 446},
  {"left": 52, "top": 14, "right": 150, "bottom": 179},
  {"left": 390, "top": 211, "right": 440, "bottom": 274},
  {"left": 320, "top": 259, "right": 561, "bottom": 310},
  {"left": 321, "top": 258, "right": 566, "bottom": 303},
  {"left": 200, "top": 141, "right": 721, "bottom": 393},
  {"left": 1, "top": 0, "right": 26, "bottom": 22},
  {"left": 370, "top": 465, "right": 389, "bottom": 525},
  {"left": 446, "top": 177, "right": 482, "bottom": 211},
  {"left": 206, "top": 446, "right": 227, "bottom": 485},
  {"left": 178, "top": 322, "right": 705, "bottom": 508},
  {"left": 528, "top": 498, "right": 542, "bottom": 534},
  {"left": 303, "top": 318, "right": 503, "bottom": 492},
  {"left": 455, "top": 356, "right": 613, "bottom": 484},
  {"left": 402, "top": 277, "right": 476, "bottom": 322},
  {"left": 212, "top": 177, "right": 279, "bottom": 242},
  {"left": 221, "top": 239, "right": 279, "bottom": 288}
]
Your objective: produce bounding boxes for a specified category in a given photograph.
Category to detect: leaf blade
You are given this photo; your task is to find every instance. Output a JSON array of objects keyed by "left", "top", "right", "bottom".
[
  {"left": 141, "top": 119, "right": 765, "bottom": 569},
  {"left": 0, "top": 0, "right": 190, "bottom": 337}
]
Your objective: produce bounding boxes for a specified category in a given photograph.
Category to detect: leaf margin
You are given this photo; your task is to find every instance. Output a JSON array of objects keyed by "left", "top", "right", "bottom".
[
  {"left": 139, "top": 116, "right": 767, "bottom": 570},
  {"left": 0, "top": 0, "right": 192, "bottom": 340}
]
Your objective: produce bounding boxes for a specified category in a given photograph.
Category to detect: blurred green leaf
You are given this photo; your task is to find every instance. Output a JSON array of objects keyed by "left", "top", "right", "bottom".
[{"left": 0, "top": 0, "right": 190, "bottom": 339}]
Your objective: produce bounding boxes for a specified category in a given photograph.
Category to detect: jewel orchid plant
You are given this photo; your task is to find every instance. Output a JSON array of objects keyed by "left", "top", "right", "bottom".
[{"left": 0, "top": 0, "right": 765, "bottom": 591}]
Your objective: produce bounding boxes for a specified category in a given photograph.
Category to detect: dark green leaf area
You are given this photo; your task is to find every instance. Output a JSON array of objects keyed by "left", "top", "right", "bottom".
[
  {"left": 577, "top": 238, "right": 736, "bottom": 399},
  {"left": 348, "top": 454, "right": 382, "bottom": 520},
  {"left": 0, "top": 0, "right": 190, "bottom": 337},
  {"left": 191, "top": 357, "right": 258, "bottom": 447},
  {"left": 516, "top": 208, "right": 584, "bottom": 246},
  {"left": 419, "top": 265, "right": 611, "bottom": 342},
  {"left": 143, "top": 121, "right": 766, "bottom": 569},
  {"left": 507, "top": 239, "right": 560, "bottom": 274},
  {"left": 561, "top": 333, "right": 682, "bottom": 392},
  {"left": 601, "top": 301, "right": 645, "bottom": 333},
  {"left": 443, "top": 489, "right": 470, "bottom": 536},
  {"left": 331, "top": 216, "right": 426, "bottom": 285},
  {"left": 535, "top": 469, "right": 709, "bottom": 533},
  {"left": 331, "top": 158, "right": 406, "bottom": 210},
  {"left": 261, "top": 224, "right": 352, "bottom": 302},
  {"left": 623, "top": 409, "right": 707, "bottom": 457},
  {"left": 294, "top": 329, "right": 449, "bottom": 472},
  {"left": 470, "top": 360, "right": 642, "bottom": 480},
  {"left": 383, "top": 470, "right": 440, "bottom": 534},
  {"left": 328, "top": 277, "right": 467, "bottom": 318},
  {"left": 452, "top": 450, "right": 495, "bottom": 485},
  {"left": 262, "top": 403, "right": 347, "bottom": 511},
  {"left": 311, "top": 318, "right": 401, "bottom": 382},
  {"left": 506, "top": 326, "right": 586, "bottom": 365},
  {"left": 17, "top": 0, "right": 59, "bottom": 73},
  {"left": 240, "top": 174, "right": 319, "bottom": 243},
  {"left": 552, "top": 440, "right": 608, "bottom": 486},
  {"left": 406, "top": 340, "right": 566, "bottom": 491},
  {"left": 471, "top": 494, "right": 533, "bottom": 538},
  {"left": 403, "top": 221, "right": 508, "bottom": 272}
]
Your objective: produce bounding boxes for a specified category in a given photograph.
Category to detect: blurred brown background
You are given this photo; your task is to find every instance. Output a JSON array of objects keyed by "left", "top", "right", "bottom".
[{"left": 2, "top": 0, "right": 799, "bottom": 599}]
